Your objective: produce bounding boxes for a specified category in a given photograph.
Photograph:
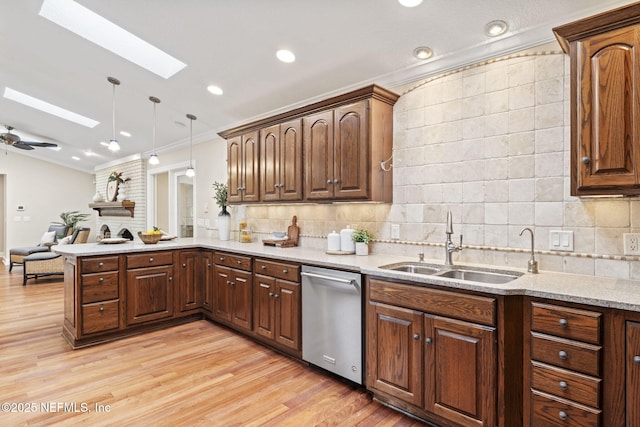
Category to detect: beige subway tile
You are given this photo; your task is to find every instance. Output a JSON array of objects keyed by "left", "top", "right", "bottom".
[{"left": 595, "top": 201, "right": 630, "bottom": 227}]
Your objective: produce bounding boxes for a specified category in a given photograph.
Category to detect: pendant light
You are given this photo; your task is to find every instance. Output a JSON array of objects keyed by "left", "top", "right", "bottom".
[
  {"left": 107, "top": 76, "right": 121, "bottom": 152},
  {"left": 148, "top": 96, "right": 161, "bottom": 165},
  {"left": 185, "top": 113, "right": 196, "bottom": 177}
]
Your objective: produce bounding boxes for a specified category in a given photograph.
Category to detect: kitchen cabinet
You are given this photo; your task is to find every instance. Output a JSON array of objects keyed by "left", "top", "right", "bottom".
[
  {"left": 126, "top": 251, "right": 175, "bottom": 325},
  {"left": 253, "top": 258, "right": 301, "bottom": 356},
  {"left": 366, "top": 278, "right": 499, "bottom": 427},
  {"left": 554, "top": 3, "right": 640, "bottom": 196},
  {"left": 201, "top": 250, "right": 214, "bottom": 313},
  {"left": 212, "top": 251, "right": 252, "bottom": 332},
  {"left": 260, "top": 119, "right": 303, "bottom": 202},
  {"left": 177, "top": 250, "right": 203, "bottom": 313},
  {"left": 628, "top": 321, "right": 640, "bottom": 426},
  {"left": 227, "top": 130, "right": 259, "bottom": 203},
  {"left": 79, "top": 255, "right": 121, "bottom": 336}
]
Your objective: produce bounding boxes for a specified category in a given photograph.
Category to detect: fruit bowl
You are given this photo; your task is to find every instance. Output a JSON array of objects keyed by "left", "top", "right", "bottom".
[{"left": 138, "top": 231, "right": 163, "bottom": 244}]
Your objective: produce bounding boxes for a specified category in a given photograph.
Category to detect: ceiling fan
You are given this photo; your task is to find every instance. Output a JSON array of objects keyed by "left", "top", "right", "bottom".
[{"left": 0, "top": 125, "right": 58, "bottom": 151}]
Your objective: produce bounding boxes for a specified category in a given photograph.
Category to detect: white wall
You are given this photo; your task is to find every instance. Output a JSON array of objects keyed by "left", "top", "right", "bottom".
[{"left": 0, "top": 153, "right": 95, "bottom": 256}]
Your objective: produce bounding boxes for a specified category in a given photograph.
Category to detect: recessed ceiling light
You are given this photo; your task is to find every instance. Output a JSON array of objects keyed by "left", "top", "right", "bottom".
[
  {"left": 207, "top": 85, "right": 223, "bottom": 95},
  {"left": 119, "top": 131, "right": 131, "bottom": 137},
  {"left": 3, "top": 87, "right": 99, "bottom": 128},
  {"left": 413, "top": 46, "right": 433, "bottom": 60},
  {"left": 174, "top": 121, "right": 186, "bottom": 128},
  {"left": 84, "top": 151, "right": 98, "bottom": 157},
  {"left": 72, "top": 156, "right": 80, "bottom": 160},
  {"left": 485, "top": 20, "right": 509, "bottom": 37},
  {"left": 276, "top": 49, "right": 296, "bottom": 63},
  {"left": 399, "top": 0, "right": 423, "bottom": 7},
  {"left": 39, "top": 0, "right": 186, "bottom": 79}
]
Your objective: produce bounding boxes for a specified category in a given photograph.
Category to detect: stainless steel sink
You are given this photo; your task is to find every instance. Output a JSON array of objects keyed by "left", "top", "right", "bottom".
[
  {"left": 378, "top": 262, "right": 522, "bottom": 284},
  {"left": 433, "top": 269, "right": 521, "bottom": 284}
]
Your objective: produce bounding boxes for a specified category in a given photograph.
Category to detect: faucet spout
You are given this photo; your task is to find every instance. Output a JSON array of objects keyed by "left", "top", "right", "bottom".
[
  {"left": 519, "top": 227, "right": 538, "bottom": 274},
  {"left": 444, "top": 210, "right": 463, "bottom": 265}
]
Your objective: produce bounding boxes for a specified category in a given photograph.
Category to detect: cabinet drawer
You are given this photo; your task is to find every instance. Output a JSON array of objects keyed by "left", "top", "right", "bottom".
[
  {"left": 81, "top": 272, "right": 119, "bottom": 304},
  {"left": 82, "top": 300, "right": 119, "bottom": 335},
  {"left": 531, "top": 361, "right": 601, "bottom": 408},
  {"left": 531, "top": 390, "right": 600, "bottom": 426},
  {"left": 531, "top": 302, "right": 601, "bottom": 345},
  {"left": 81, "top": 256, "right": 119, "bottom": 274},
  {"left": 126, "top": 251, "right": 173, "bottom": 269},
  {"left": 254, "top": 259, "right": 299, "bottom": 282},
  {"left": 368, "top": 278, "right": 495, "bottom": 326},
  {"left": 531, "top": 332, "right": 601, "bottom": 377},
  {"left": 214, "top": 251, "right": 251, "bottom": 271}
]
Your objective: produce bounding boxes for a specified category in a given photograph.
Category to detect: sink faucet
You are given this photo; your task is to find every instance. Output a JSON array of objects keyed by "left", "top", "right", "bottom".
[
  {"left": 519, "top": 227, "right": 538, "bottom": 274},
  {"left": 445, "top": 210, "right": 463, "bottom": 265}
]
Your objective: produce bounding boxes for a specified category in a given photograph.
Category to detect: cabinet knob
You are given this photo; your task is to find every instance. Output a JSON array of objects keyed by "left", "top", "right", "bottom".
[
  {"left": 282, "top": 269, "right": 288, "bottom": 273},
  {"left": 261, "top": 265, "right": 267, "bottom": 270},
  {"left": 219, "top": 257, "right": 225, "bottom": 261},
  {"left": 559, "top": 381, "right": 568, "bottom": 390},
  {"left": 98, "top": 262, "right": 104, "bottom": 267},
  {"left": 425, "top": 337, "right": 432, "bottom": 344},
  {"left": 333, "top": 179, "right": 339, "bottom": 184},
  {"left": 559, "top": 318, "right": 568, "bottom": 327},
  {"left": 269, "top": 292, "right": 274, "bottom": 297},
  {"left": 182, "top": 263, "right": 187, "bottom": 268},
  {"left": 274, "top": 294, "right": 280, "bottom": 298},
  {"left": 558, "top": 350, "right": 568, "bottom": 360},
  {"left": 581, "top": 156, "right": 590, "bottom": 164},
  {"left": 99, "top": 306, "right": 105, "bottom": 312},
  {"left": 237, "top": 260, "right": 242, "bottom": 265},
  {"left": 99, "top": 277, "right": 104, "bottom": 283},
  {"left": 558, "top": 411, "right": 568, "bottom": 420},
  {"left": 413, "top": 333, "right": 420, "bottom": 341},
  {"left": 326, "top": 179, "right": 332, "bottom": 184},
  {"left": 229, "top": 281, "right": 235, "bottom": 286},
  {"left": 169, "top": 276, "right": 173, "bottom": 281},
  {"left": 634, "top": 355, "right": 640, "bottom": 364},
  {"left": 149, "top": 257, "right": 154, "bottom": 262},
  {"left": 208, "top": 263, "right": 212, "bottom": 268}
]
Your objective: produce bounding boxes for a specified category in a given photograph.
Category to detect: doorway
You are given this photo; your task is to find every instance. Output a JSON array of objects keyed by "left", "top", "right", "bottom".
[{"left": 147, "top": 162, "right": 196, "bottom": 238}]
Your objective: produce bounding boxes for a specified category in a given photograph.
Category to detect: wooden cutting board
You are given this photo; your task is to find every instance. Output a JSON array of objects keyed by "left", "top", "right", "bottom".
[{"left": 263, "top": 215, "right": 299, "bottom": 248}]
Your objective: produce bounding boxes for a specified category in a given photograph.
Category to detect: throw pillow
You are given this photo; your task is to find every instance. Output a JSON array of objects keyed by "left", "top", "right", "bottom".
[
  {"left": 38, "top": 231, "right": 56, "bottom": 246},
  {"left": 56, "top": 235, "right": 73, "bottom": 245}
]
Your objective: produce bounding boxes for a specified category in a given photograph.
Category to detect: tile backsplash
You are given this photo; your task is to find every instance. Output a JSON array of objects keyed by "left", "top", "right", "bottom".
[{"left": 242, "top": 47, "right": 640, "bottom": 281}]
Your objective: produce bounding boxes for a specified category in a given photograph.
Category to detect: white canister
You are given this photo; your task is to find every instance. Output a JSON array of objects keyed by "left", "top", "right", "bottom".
[
  {"left": 327, "top": 230, "right": 340, "bottom": 251},
  {"left": 340, "top": 226, "right": 355, "bottom": 253}
]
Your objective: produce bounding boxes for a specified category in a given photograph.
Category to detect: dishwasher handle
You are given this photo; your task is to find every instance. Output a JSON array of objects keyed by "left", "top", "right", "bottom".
[{"left": 300, "top": 271, "right": 357, "bottom": 287}]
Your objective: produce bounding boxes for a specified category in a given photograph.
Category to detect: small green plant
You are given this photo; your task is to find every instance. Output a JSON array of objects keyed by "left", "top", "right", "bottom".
[
  {"left": 352, "top": 228, "right": 374, "bottom": 244},
  {"left": 53, "top": 210, "right": 91, "bottom": 231},
  {"left": 108, "top": 171, "right": 130, "bottom": 184},
  {"left": 212, "top": 181, "right": 228, "bottom": 209}
]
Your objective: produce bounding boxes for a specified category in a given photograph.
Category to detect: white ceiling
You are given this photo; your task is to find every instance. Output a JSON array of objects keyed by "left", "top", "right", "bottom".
[{"left": 0, "top": 0, "right": 634, "bottom": 173}]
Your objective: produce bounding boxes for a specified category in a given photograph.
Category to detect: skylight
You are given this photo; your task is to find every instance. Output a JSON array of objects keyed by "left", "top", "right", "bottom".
[
  {"left": 39, "top": 0, "right": 186, "bottom": 79},
  {"left": 3, "top": 87, "right": 99, "bottom": 128}
]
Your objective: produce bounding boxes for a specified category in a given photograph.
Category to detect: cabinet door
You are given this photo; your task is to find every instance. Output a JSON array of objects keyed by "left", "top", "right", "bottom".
[
  {"left": 178, "top": 250, "right": 202, "bottom": 312},
  {"left": 366, "top": 301, "right": 423, "bottom": 406},
  {"left": 260, "top": 124, "right": 281, "bottom": 202},
  {"left": 279, "top": 119, "right": 303, "bottom": 201},
  {"left": 126, "top": 265, "right": 174, "bottom": 325},
  {"left": 628, "top": 321, "right": 640, "bottom": 426},
  {"left": 227, "top": 136, "right": 242, "bottom": 203},
  {"left": 334, "top": 100, "right": 369, "bottom": 199},
  {"left": 241, "top": 130, "right": 260, "bottom": 202},
  {"left": 254, "top": 274, "right": 275, "bottom": 340},
  {"left": 575, "top": 26, "right": 640, "bottom": 194},
  {"left": 202, "top": 251, "right": 213, "bottom": 313},
  {"left": 213, "top": 265, "right": 233, "bottom": 322},
  {"left": 304, "top": 110, "right": 334, "bottom": 200},
  {"left": 424, "top": 314, "right": 496, "bottom": 427},
  {"left": 275, "top": 279, "right": 300, "bottom": 351},
  {"left": 231, "top": 269, "right": 252, "bottom": 331}
]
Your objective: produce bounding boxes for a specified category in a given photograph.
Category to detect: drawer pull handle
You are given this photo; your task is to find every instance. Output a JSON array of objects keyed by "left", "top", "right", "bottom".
[
  {"left": 634, "top": 355, "right": 640, "bottom": 364},
  {"left": 558, "top": 350, "right": 568, "bottom": 360},
  {"left": 99, "top": 306, "right": 105, "bottom": 312},
  {"left": 425, "top": 337, "right": 432, "bottom": 344},
  {"left": 559, "top": 381, "right": 568, "bottom": 390},
  {"left": 413, "top": 333, "right": 420, "bottom": 341},
  {"left": 559, "top": 318, "right": 568, "bottom": 327},
  {"left": 558, "top": 411, "right": 568, "bottom": 420}
]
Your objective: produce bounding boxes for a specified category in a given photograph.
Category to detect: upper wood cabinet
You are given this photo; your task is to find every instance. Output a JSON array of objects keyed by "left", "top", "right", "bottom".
[
  {"left": 260, "top": 119, "right": 303, "bottom": 202},
  {"left": 227, "top": 130, "right": 259, "bottom": 203},
  {"left": 554, "top": 3, "right": 640, "bottom": 196},
  {"left": 219, "top": 85, "right": 398, "bottom": 203}
]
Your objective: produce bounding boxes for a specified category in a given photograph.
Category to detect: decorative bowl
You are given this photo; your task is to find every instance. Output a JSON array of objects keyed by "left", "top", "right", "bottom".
[
  {"left": 272, "top": 231, "right": 286, "bottom": 238},
  {"left": 138, "top": 231, "right": 163, "bottom": 244}
]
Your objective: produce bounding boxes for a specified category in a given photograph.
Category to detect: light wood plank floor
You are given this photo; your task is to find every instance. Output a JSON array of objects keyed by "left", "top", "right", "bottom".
[{"left": 0, "top": 267, "right": 426, "bottom": 426}]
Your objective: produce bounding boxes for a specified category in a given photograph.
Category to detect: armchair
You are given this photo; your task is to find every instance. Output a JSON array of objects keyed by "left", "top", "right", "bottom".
[{"left": 9, "top": 225, "right": 70, "bottom": 271}]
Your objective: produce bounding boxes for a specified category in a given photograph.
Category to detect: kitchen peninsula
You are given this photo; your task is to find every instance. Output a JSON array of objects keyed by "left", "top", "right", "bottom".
[{"left": 55, "top": 237, "right": 640, "bottom": 426}]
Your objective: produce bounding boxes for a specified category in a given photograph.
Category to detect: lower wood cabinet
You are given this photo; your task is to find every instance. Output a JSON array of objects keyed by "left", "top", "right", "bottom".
[
  {"left": 177, "top": 249, "right": 204, "bottom": 313},
  {"left": 77, "top": 255, "right": 121, "bottom": 337},
  {"left": 202, "top": 251, "right": 214, "bottom": 313},
  {"left": 627, "top": 321, "right": 640, "bottom": 426},
  {"left": 126, "top": 252, "right": 175, "bottom": 325},
  {"left": 212, "top": 252, "right": 252, "bottom": 332}
]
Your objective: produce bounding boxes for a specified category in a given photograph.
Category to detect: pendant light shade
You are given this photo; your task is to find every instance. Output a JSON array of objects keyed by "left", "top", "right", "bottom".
[
  {"left": 148, "top": 96, "right": 161, "bottom": 165},
  {"left": 107, "top": 77, "right": 121, "bottom": 152},
  {"left": 185, "top": 113, "right": 196, "bottom": 177}
]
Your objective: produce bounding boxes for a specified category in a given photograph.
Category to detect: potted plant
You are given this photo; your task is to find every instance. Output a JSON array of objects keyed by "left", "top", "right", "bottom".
[
  {"left": 107, "top": 171, "right": 130, "bottom": 201},
  {"left": 212, "top": 181, "right": 230, "bottom": 240},
  {"left": 52, "top": 211, "right": 91, "bottom": 235},
  {"left": 352, "top": 228, "right": 374, "bottom": 256}
]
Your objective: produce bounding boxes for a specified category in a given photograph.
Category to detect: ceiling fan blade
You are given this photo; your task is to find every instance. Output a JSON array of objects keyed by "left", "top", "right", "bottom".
[
  {"left": 20, "top": 141, "right": 58, "bottom": 148},
  {"left": 12, "top": 142, "right": 35, "bottom": 150}
]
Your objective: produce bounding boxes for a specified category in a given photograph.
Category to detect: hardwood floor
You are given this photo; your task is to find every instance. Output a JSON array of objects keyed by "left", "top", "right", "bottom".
[{"left": 0, "top": 267, "right": 425, "bottom": 426}]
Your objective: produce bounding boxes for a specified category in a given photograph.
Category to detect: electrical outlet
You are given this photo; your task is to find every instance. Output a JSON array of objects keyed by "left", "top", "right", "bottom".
[
  {"left": 390, "top": 224, "right": 400, "bottom": 240},
  {"left": 624, "top": 233, "right": 640, "bottom": 255}
]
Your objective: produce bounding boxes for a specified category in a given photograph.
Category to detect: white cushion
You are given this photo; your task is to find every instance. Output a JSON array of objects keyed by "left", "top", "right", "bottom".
[
  {"left": 56, "top": 235, "right": 73, "bottom": 245},
  {"left": 38, "top": 231, "right": 56, "bottom": 246}
]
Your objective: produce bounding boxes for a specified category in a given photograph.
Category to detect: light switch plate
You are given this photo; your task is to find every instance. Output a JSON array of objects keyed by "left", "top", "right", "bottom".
[
  {"left": 390, "top": 224, "right": 400, "bottom": 240},
  {"left": 549, "top": 230, "right": 574, "bottom": 251}
]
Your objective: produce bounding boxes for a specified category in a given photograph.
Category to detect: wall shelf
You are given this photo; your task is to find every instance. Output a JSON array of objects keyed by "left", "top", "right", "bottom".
[{"left": 89, "top": 201, "right": 135, "bottom": 217}]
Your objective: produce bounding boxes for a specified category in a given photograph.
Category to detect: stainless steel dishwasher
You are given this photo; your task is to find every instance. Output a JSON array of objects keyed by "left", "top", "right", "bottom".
[{"left": 301, "top": 265, "right": 363, "bottom": 384}]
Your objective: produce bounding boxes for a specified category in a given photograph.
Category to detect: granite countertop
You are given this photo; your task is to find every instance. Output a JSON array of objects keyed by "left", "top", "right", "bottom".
[{"left": 54, "top": 237, "right": 640, "bottom": 312}]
